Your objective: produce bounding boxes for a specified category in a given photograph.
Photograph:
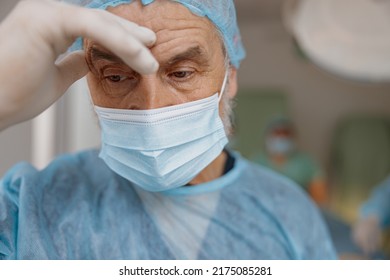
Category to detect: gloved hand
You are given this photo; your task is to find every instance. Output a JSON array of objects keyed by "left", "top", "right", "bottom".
[
  {"left": 352, "top": 215, "right": 382, "bottom": 256},
  {"left": 0, "top": 0, "right": 158, "bottom": 131}
]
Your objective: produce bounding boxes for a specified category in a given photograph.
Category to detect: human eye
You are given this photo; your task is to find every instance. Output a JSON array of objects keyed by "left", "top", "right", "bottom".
[
  {"left": 100, "top": 67, "right": 138, "bottom": 96},
  {"left": 105, "top": 74, "right": 129, "bottom": 83},
  {"left": 102, "top": 67, "right": 137, "bottom": 85},
  {"left": 168, "top": 69, "right": 195, "bottom": 81}
]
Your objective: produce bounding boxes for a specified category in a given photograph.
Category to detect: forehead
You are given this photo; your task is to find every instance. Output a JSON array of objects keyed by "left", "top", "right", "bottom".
[{"left": 105, "top": 1, "right": 222, "bottom": 60}]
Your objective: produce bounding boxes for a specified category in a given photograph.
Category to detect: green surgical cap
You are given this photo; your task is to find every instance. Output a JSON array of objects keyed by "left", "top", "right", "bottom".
[{"left": 63, "top": 0, "right": 246, "bottom": 68}]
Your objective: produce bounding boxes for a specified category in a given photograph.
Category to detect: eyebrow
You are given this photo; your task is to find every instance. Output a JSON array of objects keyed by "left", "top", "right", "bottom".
[
  {"left": 88, "top": 45, "right": 210, "bottom": 69},
  {"left": 163, "top": 46, "right": 210, "bottom": 68},
  {"left": 89, "top": 47, "right": 124, "bottom": 64}
]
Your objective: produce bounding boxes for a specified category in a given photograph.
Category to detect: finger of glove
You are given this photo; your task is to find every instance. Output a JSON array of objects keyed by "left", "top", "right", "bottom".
[{"left": 65, "top": 7, "right": 158, "bottom": 74}]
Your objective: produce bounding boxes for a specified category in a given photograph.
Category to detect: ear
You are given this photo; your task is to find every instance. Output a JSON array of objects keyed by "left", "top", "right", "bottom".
[{"left": 227, "top": 67, "right": 238, "bottom": 98}]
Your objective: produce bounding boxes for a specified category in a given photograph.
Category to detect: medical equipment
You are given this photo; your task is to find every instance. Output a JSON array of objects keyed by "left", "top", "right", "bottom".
[{"left": 284, "top": 0, "right": 390, "bottom": 82}]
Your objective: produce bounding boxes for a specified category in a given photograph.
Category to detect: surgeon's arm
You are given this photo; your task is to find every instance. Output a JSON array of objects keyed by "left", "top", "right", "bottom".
[
  {"left": 352, "top": 176, "right": 390, "bottom": 255},
  {"left": 306, "top": 159, "right": 328, "bottom": 206},
  {"left": 0, "top": 0, "right": 158, "bottom": 131},
  {"left": 308, "top": 178, "right": 328, "bottom": 206}
]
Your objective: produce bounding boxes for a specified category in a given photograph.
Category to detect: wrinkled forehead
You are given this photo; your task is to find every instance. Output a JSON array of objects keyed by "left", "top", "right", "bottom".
[
  {"left": 106, "top": 1, "right": 219, "bottom": 39},
  {"left": 65, "top": 0, "right": 245, "bottom": 68},
  {"left": 84, "top": 1, "right": 225, "bottom": 65}
]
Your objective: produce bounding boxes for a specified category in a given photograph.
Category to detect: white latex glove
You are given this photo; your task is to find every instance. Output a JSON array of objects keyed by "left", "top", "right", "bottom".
[
  {"left": 0, "top": 0, "right": 158, "bottom": 131},
  {"left": 352, "top": 215, "right": 382, "bottom": 256}
]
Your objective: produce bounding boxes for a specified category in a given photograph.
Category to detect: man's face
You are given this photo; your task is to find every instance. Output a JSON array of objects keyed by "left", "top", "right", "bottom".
[
  {"left": 84, "top": 0, "right": 236, "bottom": 111},
  {"left": 265, "top": 125, "right": 295, "bottom": 156}
]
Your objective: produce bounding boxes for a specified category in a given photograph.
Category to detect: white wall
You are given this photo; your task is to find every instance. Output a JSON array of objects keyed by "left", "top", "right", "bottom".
[{"left": 63, "top": 78, "right": 101, "bottom": 153}]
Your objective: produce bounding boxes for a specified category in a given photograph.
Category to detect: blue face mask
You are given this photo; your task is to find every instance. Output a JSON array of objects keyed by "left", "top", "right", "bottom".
[
  {"left": 94, "top": 72, "right": 229, "bottom": 192},
  {"left": 266, "top": 137, "right": 294, "bottom": 155}
]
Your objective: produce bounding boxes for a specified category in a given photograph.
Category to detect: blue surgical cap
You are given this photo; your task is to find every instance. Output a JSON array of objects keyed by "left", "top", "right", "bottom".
[{"left": 63, "top": 0, "right": 246, "bottom": 68}]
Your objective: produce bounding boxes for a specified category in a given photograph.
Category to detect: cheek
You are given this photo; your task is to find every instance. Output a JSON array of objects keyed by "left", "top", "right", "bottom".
[{"left": 182, "top": 78, "right": 217, "bottom": 100}]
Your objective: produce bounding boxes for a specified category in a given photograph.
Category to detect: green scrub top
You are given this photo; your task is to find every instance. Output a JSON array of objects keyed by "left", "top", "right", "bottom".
[{"left": 253, "top": 152, "right": 323, "bottom": 190}]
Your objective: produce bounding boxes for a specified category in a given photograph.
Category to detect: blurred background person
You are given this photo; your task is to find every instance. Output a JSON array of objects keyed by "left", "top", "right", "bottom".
[{"left": 252, "top": 116, "right": 328, "bottom": 206}]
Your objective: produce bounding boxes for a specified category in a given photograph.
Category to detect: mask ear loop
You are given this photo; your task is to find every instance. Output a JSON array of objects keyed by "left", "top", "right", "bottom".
[{"left": 218, "top": 69, "right": 229, "bottom": 102}]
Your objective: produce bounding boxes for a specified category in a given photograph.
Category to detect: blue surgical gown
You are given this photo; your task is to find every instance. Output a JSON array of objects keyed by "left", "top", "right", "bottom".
[{"left": 0, "top": 150, "right": 336, "bottom": 259}]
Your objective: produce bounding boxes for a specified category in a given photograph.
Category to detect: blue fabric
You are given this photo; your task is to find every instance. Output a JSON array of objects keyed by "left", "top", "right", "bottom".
[
  {"left": 63, "top": 0, "right": 246, "bottom": 68},
  {"left": 360, "top": 175, "right": 390, "bottom": 228},
  {"left": 0, "top": 150, "right": 336, "bottom": 259}
]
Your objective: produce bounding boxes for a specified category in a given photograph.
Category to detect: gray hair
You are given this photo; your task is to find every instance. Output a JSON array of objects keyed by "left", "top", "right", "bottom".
[{"left": 220, "top": 71, "right": 236, "bottom": 138}]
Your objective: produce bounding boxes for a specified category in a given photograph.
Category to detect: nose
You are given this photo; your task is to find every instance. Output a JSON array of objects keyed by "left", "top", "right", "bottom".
[{"left": 126, "top": 75, "right": 177, "bottom": 110}]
